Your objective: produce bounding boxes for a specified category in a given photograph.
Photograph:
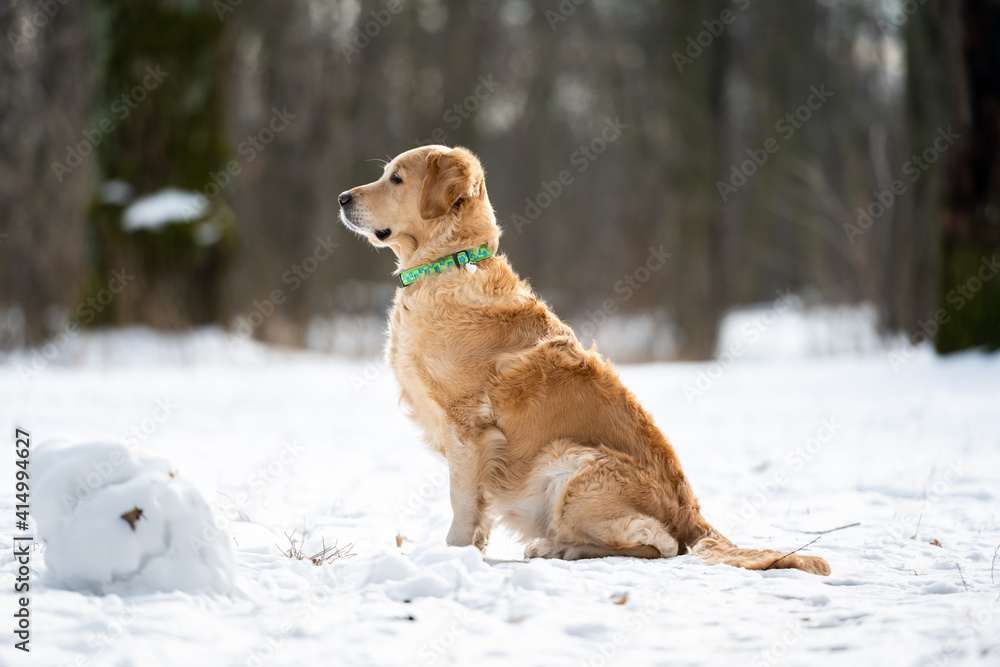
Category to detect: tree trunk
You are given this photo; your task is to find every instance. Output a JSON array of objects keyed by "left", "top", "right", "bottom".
[
  {"left": 87, "top": 0, "right": 235, "bottom": 330},
  {"left": 0, "top": 0, "right": 92, "bottom": 348},
  {"left": 937, "top": 0, "right": 1000, "bottom": 353}
]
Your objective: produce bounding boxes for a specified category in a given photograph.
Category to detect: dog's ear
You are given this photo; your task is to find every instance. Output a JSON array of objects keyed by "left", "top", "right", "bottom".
[{"left": 419, "top": 148, "right": 483, "bottom": 220}]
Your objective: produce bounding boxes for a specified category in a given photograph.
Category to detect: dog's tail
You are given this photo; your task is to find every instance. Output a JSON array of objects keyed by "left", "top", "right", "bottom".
[{"left": 682, "top": 520, "right": 831, "bottom": 575}]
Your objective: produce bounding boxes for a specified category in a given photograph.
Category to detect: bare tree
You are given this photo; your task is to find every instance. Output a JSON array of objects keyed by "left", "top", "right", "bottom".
[
  {"left": 0, "top": 0, "right": 92, "bottom": 347},
  {"left": 936, "top": 0, "right": 1000, "bottom": 352}
]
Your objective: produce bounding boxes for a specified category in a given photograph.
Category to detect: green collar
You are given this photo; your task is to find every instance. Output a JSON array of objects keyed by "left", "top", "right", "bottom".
[{"left": 398, "top": 244, "right": 494, "bottom": 287}]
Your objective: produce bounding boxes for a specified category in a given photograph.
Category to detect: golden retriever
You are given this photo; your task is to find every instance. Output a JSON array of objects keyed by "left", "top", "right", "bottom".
[{"left": 338, "top": 145, "right": 830, "bottom": 575}]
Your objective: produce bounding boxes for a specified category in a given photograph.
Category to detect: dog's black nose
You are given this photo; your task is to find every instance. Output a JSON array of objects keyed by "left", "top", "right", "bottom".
[{"left": 338, "top": 192, "right": 353, "bottom": 207}]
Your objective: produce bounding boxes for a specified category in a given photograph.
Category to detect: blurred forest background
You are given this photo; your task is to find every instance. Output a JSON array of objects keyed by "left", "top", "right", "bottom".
[{"left": 1, "top": 0, "right": 998, "bottom": 360}]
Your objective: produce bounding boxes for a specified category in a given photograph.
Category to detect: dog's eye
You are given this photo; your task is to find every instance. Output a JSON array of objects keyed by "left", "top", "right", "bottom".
[{"left": 390, "top": 172, "right": 403, "bottom": 184}]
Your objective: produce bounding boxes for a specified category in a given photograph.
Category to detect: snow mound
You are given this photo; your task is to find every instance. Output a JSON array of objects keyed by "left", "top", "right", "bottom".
[
  {"left": 357, "top": 545, "right": 499, "bottom": 602},
  {"left": 121, "top": 188, "right": 208, "bottom": 231},
  {"left": 32, "top": 440, "right": 235, "bottom": 595},
  {"left": 717, "top": 300, "right": 883, "bottom": 360}
]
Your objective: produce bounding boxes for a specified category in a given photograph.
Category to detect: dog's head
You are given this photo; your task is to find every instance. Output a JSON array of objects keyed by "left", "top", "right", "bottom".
[{"left": 339, "top": 145, "right": 499, "bottom": 269}]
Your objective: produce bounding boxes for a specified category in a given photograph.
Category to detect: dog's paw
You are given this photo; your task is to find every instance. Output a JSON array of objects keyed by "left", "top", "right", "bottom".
[
  {"left": 473, "top": 529, "right": 490, "bottom": 554},
  {"left": 524, "top": 538, "right": 556, "bottom": 559},
  {"left": 446, "top": 524, "right": 474, "bottom": 548},
  {"left": 448, "top": 525, "right": 490, "bottom": 552},
  {"left": 794, "top": 554, "right": 831, "bottom": 576}
]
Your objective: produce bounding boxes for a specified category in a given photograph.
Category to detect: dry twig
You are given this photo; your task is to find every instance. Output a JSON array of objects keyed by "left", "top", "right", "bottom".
[
  {"left": 276, "top": 530, "right": 355, "bottom": 565},
  {"left": 798, "top": 522, "right": 860, "bottom": 535},
  {"left": 764, "top": 536, "right": 822, "bottom": 570}
]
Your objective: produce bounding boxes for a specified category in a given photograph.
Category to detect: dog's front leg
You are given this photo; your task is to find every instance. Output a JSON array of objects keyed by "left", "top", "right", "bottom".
[
  {"left": 444, "top": 451, "right": 492, "bottom": 551},
  {"left": 443, "top": 402, "right": 502, "bottom": 552}
]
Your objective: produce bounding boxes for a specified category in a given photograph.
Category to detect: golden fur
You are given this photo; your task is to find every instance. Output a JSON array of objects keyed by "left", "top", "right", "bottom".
[{"left": 339, "top": 145, "right": 830, "bottom": 575}]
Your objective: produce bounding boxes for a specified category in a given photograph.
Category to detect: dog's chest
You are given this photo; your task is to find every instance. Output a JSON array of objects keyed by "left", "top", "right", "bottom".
[
  {"left": 386, "top": 293, "right": 478, "bottom": 394},
  {"left": 386, "top": 301, "right": 456, "bottom": 455}
]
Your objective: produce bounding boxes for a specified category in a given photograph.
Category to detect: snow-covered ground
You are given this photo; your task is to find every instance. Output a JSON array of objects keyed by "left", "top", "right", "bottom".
[{"left": 1, "top": 326, "right": 998, "bottom": 667}]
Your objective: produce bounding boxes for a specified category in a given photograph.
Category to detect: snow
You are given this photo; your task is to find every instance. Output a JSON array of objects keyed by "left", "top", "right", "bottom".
[
  {"left": 98, "top": 180, "right": 134, "bottom": 206},
  {"left": 193, "top": 220, "right": 225, "bottom": 246},
  {"left": 31, "top": 440, "right": 235, "bottom": 595},
  {"left": 716, "top": 299, "right": 884, "bottom": 360},
  {"left": 1, "top": 326, "right": 998, "bottom": 666},
  {"left": 121, "top": 188, "right": 208, "bottom": 231}
]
